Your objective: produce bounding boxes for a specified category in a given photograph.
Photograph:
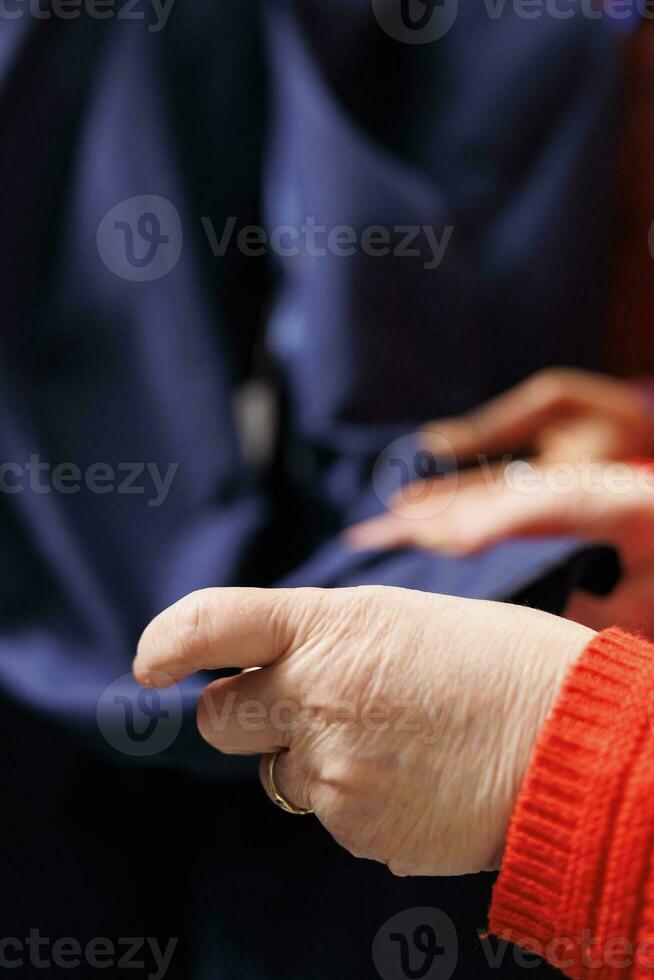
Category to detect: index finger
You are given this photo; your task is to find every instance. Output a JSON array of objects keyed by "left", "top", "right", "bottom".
[{"left": 133, "top": 587, "right": 315, "bottom": 688}]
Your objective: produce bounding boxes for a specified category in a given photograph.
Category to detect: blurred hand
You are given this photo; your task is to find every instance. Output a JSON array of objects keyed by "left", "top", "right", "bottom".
[
  {"left": 422, "top": 368, "right": 654, "bottom": 464},
  {"left": 346, "top": 461, "right": 654, "bottom": 572},
  {"left": 134, "top": 586, "right": 592, "bottom": 877}
]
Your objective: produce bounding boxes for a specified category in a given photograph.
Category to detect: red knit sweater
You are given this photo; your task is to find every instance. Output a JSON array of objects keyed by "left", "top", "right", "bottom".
[{"left": 489, "top": 628, "right": 654, "bottom": 979}]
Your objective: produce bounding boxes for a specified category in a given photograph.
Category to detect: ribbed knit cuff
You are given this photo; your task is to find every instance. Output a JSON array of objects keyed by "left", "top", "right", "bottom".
[{"left": 489, "top": 628, "right": 654, "bottom": 980}]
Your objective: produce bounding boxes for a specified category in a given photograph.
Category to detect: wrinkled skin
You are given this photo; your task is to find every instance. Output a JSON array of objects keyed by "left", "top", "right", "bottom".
[{"left": 134, "top": 587, "right": 592, "bottom": 877}]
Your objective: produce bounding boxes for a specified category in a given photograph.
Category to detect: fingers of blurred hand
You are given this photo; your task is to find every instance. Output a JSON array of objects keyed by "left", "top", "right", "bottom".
[
  {"left": 422, "top": 369, "right": 639, "bottom": 463},
  {"left": 538, "top": 415, "right": 642, "bottom": 464},
  {"left": 346, "top": 475, "right": 584, "bottom": 556},
  {"left": 134, "top": 587, "right": 316, "bottom": 687},
  {"left": 422, "top": 372, "right": 569, "bottom": 461},
  {"left": 197, "top": 668, "right": 293, "bottom": 755},
  {"left": 345, "top": 503, "right": 496, "bottom": 556},
  {"left": 344, "top": 514, "right": 416, "bottom": 551},
  {"left": 387, "top": 465, "right": 503, "bottom": 515},
  {"left": 259, "top": 752, "right": 314, "bottom": 814}
]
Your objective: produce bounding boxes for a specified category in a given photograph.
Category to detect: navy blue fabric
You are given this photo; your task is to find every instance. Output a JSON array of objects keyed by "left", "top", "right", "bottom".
[{"left": 0, "top": 4, "right": 622, "bottom": 977}]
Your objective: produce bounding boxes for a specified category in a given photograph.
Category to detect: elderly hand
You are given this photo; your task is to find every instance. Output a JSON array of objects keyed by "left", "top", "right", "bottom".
[{"left": 134, "top": 587, "right": 593, "bottom": 877}]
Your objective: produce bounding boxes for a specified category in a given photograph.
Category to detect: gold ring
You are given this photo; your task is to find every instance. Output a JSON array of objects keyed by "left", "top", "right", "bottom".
[{"left": 266, "top": 752, "right": 313, "bottom": 816}]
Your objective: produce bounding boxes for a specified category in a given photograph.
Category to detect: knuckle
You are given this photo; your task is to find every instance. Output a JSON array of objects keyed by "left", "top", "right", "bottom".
[
  {"left": 312, "top": 767, "right": 365, "bottom": 833},
  {"left": 529, "top": 367, "right": 572, "bottom": 405},
  {"left": 173, "top": 590, "right": 212, "bottom": 666},
  {"left": 318, "top": 755, "right": 363, "bottom": 796},
  {"left": 387, "top": 862, "right": 412, "bottom": 878}
]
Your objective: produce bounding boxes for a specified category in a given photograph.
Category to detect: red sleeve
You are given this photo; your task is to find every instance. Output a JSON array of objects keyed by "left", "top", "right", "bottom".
[{"left": 489, "top": 628, "right": 654, "bottom": 980}]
